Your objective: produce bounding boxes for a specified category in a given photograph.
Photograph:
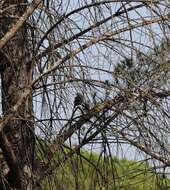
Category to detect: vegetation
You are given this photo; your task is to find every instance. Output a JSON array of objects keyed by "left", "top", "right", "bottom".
[
  {"left": 0, "top": 1, "right": 169, "bottom": 189},
  {"left": 41, "top": 149, "right": 170, "bottom": 190}
]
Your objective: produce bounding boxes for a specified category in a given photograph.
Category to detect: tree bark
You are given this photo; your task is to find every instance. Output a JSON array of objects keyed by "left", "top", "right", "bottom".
[{"left": 0, "top": 1, "right": 34, "bottom": 189}]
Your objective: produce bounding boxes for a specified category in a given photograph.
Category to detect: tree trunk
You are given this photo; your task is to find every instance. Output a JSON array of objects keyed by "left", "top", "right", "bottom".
[{"left": 0, "top": 1, "right": 34, "bottom": 189}]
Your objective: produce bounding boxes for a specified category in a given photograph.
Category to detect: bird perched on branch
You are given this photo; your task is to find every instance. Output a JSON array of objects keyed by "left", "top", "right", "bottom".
[
  {"left": 74, "top": 93, "right": 90, "bottom": 113},
  {"left": 74, "top": 93, "right": 84, "bottom": 107}
]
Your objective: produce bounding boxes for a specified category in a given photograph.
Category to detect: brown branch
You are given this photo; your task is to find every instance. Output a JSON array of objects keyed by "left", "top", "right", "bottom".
[
  {"left": 152, "top": 90, "right": 170, "bottom": 98},
  {"left": 0, "top": 0, "right": 41, "bottom": 49},
  {"left": 0, "top": 87, "right": 32, "bottom": 132},
  {"left": 0, "top": 86, "right": 32, "bottom": 188},
  {"left": 119, "top": 130, "right": 170, "bottom": 166},
  {"left": 35, "top": 2, "right": 146, "bottom": 54},
  {"left": 43, "top": 95, "right": 124, "bottom": 164},
  {"left": 38, "top": 86, "right": 170, "bottom": 164},
  {"left": 0, "top": 87, "right": 32, "bottom": 170},
  {"left": 35, "top": 3, "right": 145, "bottom": 60},
  {"left": 37, "top": 87, "right": 170, "bottom": 177},
  {"left": 32, "top": 15, "right": 169, "bottom": 87},
  {"left": 36, "top": 114, "right": 118, "bottom": 184}
]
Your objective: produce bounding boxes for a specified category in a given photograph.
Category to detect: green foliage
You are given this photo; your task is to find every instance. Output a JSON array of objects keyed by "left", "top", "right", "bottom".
[{"left": 40, "top": 148, "right": 170, "bottom": 190}]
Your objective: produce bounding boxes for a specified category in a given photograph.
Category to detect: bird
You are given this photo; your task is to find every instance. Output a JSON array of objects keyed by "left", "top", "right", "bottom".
[{"left": 74, "top": 93, "right": 84, "bottom": 107}]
